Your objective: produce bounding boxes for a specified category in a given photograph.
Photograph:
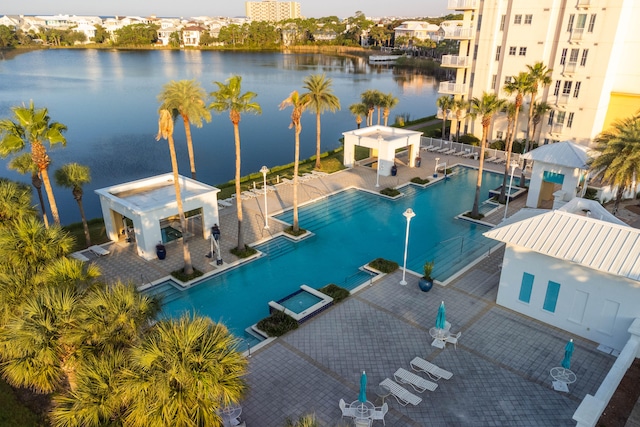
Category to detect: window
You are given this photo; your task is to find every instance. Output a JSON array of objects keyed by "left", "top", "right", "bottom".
[
  {"left": 504, "top": 76, "right": 512, "bottom": 84},
  {"left": 560, "top": 48, "right": 567, "bottom": 65},
  {"left": 543, "top": 281, "right": 561, "bottom": 312},
  {"left": 573, "top": 81, "right": 581, "bottom": 98},
  {"left": 492, "top": 74, "right": 498, "bottom": 91},
  {"left": 569, "top": 48, "right": 579, "bottom": 63},
  {"left": 519, "top": 47, "right": 527, "bottom": 56},
  {"left": 548, "top": 110, "right": 555, "bottom": 126},
  {"left": 496, "top": 130, "right": 503, "bottom": 140},
  {"left": 519, "top": 273, "right": 535, "bottom": 303},
  {"left": 588, "top": 14, "right": 596, "bottom": 32},
  {"left": 576, "top": 14, "right": 587, "bottom": 29},
  {"left": 514, "top": 14, "right": 522, "bottom": 24},
  {"left": 567, "top": 112, "right": 575, "bottom": 128},
  {"left": 556, "top": 111, "right": 566, "bottom": 124},
  {"left": 509, "top": 46, "right": 517, "bottom": 56},
  {"left": 580, "top": 49, "right": 588, "bottom": 66},
  {"left": 525, "top": 14, "right": 533, "bottom": 24},
  {"left": 562, "top": 81, "right": 572, "bottom": 95},
  {"left": 567, "top": 14, "right": 575, "bottom": 31},
  {"left": 473, "top": 44, "right": 478, "bottom": 60},
  {"left": 495, "top": 45, "right": 501, "bottom": 61},
  {"left": 500, "top": 14, "right": 506, "bottom": 31},
  {"left": 543, "top": 138, "right": 550, "bottom": 145},
  {"left": 554, "top": 80, "right": 561, "bottom": 96}
]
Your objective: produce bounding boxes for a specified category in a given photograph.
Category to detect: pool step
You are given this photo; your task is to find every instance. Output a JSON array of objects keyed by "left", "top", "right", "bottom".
[
  {"left": 255, "top": 236, "right": 297, "bottom": 260},
  {"left": 285, "top": 189, "right": 374, "bottom": 231},
  {"left": 144, "top": 282, "right": 183, "bottom": 304},
  {"left": 343, "top": 269, "right": 377, "bottom": 290}
]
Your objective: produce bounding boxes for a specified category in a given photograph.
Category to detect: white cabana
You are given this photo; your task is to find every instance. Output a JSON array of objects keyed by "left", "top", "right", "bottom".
[
  {"left": 342, "top": 125, "right": 423, "bottom": 176},
  {"left": 95, "top": 173, "right": 220, "bottom": 260}
]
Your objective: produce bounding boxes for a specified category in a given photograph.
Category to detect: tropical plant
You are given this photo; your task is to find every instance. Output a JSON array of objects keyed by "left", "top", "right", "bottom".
[
  {"left": 284, "top": 413, "right": 319, "bottom": 427},
  {"left": 302, "top": 74, "right": 341, "bottom": 169},
  {"left": 209, "top": 75, "right": 262, "bottom": 251},
  {"left": 531, "top": 101, "right": 551, "bottom": 144},
  {"left": 349, "top": 102, "right": 368, "bottom": 129},
  {"left": 156, "top": 109, "right": 193, "bottom": 275},
  {"left": 588, "top": 112, "right": 640, "bottom": 215},
  {"left": 0, "top": 101, "right": 67, "bottom": 225},
  {"left": 55, "top": 163, "right": 92, "bottom": 247},
  {"left": 158, "top": 79, "right": 212, "bottom": 180},
  {"left": 380, "top": 92, "right": 399, "bottom": 126},
  {"left": 523, "top": 62, "right": 552, "bottom": 183},
  {"left": 0, "top": 179, "right": 35, "bottom": 224},
  {"left": 451, "top": 98, "right": 469, "bottom": 142},
  {"left": 280, "top": 90, "right": 310, "bottom": 233},
  {"left": 361, "top": 89, "right": 382, "bottom": 126},
  {"left": 422, "top": 260, "right": 434, "bottom": 281},
  {"left": 436, "top": 96, "right": 454, "bottom": 140},
  {"left": 469, "top": 92, "right": 506, "bottom": 218},
  {"left": 8, "top": 153, "right": 49, "bottom": 227}
]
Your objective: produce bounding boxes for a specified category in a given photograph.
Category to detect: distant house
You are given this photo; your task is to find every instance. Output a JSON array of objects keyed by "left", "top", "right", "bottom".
[
  {"left": 157, "top": 27, "right": 179, "bottom": 46},
  {"left": 0, "top": 15, "right": 20, "bottom": 30},
  {"left": 312, "top": 30, "right": 337, "bottom": 42},
  {"left": 394, "top": 21, "right": 441, "bottom": 43},
  {"left": 182, "top": 25, "right": 205, "bottom": 46}
]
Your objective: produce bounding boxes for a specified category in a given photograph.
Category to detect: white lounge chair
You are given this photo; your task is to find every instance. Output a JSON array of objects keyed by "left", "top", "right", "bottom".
[
  {"left": 89, "top": 245, "right": 110, "bottom": 256},
  {"left": 453, "top": 150, "right": 466, "bottom": 156},
  {"left": 445, "top": 331, "right": 462, "bottom": 349},
  {"left": 371, "top": 402, "right": 388, "bottom": 426},
  {"left": 443, "top": 148, "right": 457, "bottom": 155},
  {"left": 379, "top": 379, "right": 422, "bottom": 406},
  {"left": 339, "top": 398, "right": 356, "bottom": 420},
  {"left": 218, "top": 199, "right": 233, "bottom": 207},
  {"left": 422, "top": 144, "right": 435, "bottom": 151},
  {"left": 485, "top": 156, "right": 498, "bottom": 163},
  {"left": 311, "top": 170, "right": 328, "bottom": 177},
  {"left": 394, "top": 368, "right": 438, "bottom": 393},
  {"left": 70, "top": 252, "right": 90, "bottom": 262},
  {"left": 434, "top": 147, "right": 450, "bottom": 153},
  {"left": 410, "top": 357, "right": 453, "bottom": 381},
  {"left": 462, "top": 151, "right": 476, "bottom": 158}
]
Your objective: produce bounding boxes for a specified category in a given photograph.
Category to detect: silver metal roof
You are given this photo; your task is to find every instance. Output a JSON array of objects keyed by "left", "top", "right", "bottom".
[{"left": 521, "top": 141, "right": 591, "bottom": 169}]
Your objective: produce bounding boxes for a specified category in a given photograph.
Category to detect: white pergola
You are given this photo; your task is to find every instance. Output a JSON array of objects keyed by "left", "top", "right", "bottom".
[
  {"left": 342, "top": 125, "right": 423, "bottom": 175},
  {"left": 95, "top": 173, "right": 220, "bottom": 260}
]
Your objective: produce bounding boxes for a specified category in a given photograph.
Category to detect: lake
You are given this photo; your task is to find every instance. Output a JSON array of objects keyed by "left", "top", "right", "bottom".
[{"left": 0, "top": 49, "right": 439, "bottom": 223}]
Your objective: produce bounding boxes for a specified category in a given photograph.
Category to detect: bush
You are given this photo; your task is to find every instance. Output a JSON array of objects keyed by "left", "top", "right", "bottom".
[
  {"left": 584, "top": 187, "right": 599, "bottom": 200},
  {"left": 284, "top": 226, "right": 307, "bottom": 237},
  {"left": 458, "top": 134, "right": 480, "bottom": 145},
  {"left": 368, "top": 258, "right": 399, "bottom": 273},
  {"left": 463, "top": 211, "right": 484, "bottom": 220},
  {"left": 380, "top": 187, "right": 400, "bottom": 197},
  {"left": 171, "top": 267, "right": 203, "bottom": 282},
  {"left": 410, "top": 177, "right": 430, "bottom": 185},
  {"left": 230, "top": 245, "right": 257, "bottom": 258},
  {"left": 318, "top": 284, "right": 350, "bottom": 303},
  {"left": 257, "top": 309, "right": 298, "bottom": 337}
]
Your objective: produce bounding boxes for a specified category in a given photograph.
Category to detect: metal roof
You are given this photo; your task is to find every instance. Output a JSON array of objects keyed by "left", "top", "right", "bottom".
[
  {"left": 521, "top": 141, "right": 591, "bottom": 169},
  {"left": 485, "top": 210, "right": 640, "bottom": 282}
]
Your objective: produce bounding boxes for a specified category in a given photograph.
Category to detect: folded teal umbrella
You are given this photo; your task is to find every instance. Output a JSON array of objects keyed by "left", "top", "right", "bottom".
[
  {"left": 561, "top": 339, "right": 574, "bottom": 370},
  {"left": 358, "top": 370, "right": 367, "bottom": 403},
  {"left": 435, "top": 301, "right": 446, "bottom": 330}
]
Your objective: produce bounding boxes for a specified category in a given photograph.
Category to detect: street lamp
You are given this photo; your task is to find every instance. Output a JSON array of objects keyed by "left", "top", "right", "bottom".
[
  {"left": 434, "top": 157, "right": 440, "bottom": 177},
  {"left": 260, "top": 165, "right": 270, "bottom": 229},
  {"left": 503, "top": 161, "right": 518, "bottom": 221},
  {"left": 400, "top": 208, "right": 416, "bottom": 285},
  {"left": 376, "top": 134, "right": 382, "bottom": 188}
]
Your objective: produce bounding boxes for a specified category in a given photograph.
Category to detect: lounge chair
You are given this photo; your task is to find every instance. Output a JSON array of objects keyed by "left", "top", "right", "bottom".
[
  {"left": 70, "top": 252, "right": 90, "bottom": 262},
  {"left": 410, "top": 357, "right": 453, "bottom": 381},
  {"left": 339, "top": 398, "right": 356, "bottom": 420},
  {"left": 443, "top": 148, "right": 457, "bottom": 155},
  {"left": 89, "top": 245, "right": 110, "bottom": 256},
  {"left": 379, "top": 378, "right": 422, "bottom": 406},
  {"left": 218, "top": 199, "right": 233, "bottom": 207},
  {"left": 462, "top": 151, "right": 476, "bottom": 158},
  {"left": 427, "top": 145, "right": 441, "bottom": 152},
  {"left": 484, "top": 156, "right": 498, "bottom": 163},
  {"left": 453, "top": 150, "right": 466, "bottom": 156},
  {"left": 371, "top": 402, "right": 388, "bottom": 426},
  {"left": 445, "top": 331, "right": 462, "bottom": 349},
  {"left": 434, "top": 147, "right": 450, "bottom": 153},
  {"left": 393, "top": 368, "right": 438, "bottom": 393},
  {"left": 422, "top": 144, "right": 435, "bottom": 151},
  {"left": 311, "top": 170, "right": 328, "bottom": 177}
]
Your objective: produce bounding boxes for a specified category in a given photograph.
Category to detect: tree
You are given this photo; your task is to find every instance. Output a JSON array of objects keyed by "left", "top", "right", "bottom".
[
  {"left": 91, "top": 24, "right": 109, "bottom": 44},
  {"left": 8, "top": 153, "right": 49, "bottom": 227},
  {"left": 158, "top": 80, "right": 211, "bottom": 180},
  {"left": 55, "top": 163, "right": 92, "bottom": 247},
  {"left": 156, "top": 109, "right": 194, "bottom": 275},
  {"left": 436, "top": 96, "right": 454, "bottom": 140},
  {"left": 531, "top": 101, "right": 551, "bottom": 144},
  {"left": 0, "top": 101, "right": 67, "bottom": 225},
  {"left": 588, "top": 112, "right": 640, "bottom": 215},
  {"left": 380, "top": 92, "right": 399, "bottom": 126},
  {"left": 469, "top": 92, "right": 506, "bottom": 218},
  {"left": 451, "top": 98, "right": 469, "bottom": 142},
  {"left": 0, "top": 25, "right": 18, "bottom": 48},
  {"left": 361, "top": 90, "right": 381, "bottom": 126},
  {"left": 523, "top": 62, "right": 552, "bottom": 183},
  {"left": 280, "top": 91, "right": 310, "bottom": 233},
  {"left": 114, "top": 23, "right": 159, "bottom": 46},
  {"left": 209, "top": 76, "right": 261, "bottom": 251},
  {"left": 349, "top": 103, "right": 368, "bottom": 129},
  {"left": 0, "top": 179, "right": 35, "bottom": 225},
  {"left": 302, "top": 74, "right": 341, "bottom": 169}
]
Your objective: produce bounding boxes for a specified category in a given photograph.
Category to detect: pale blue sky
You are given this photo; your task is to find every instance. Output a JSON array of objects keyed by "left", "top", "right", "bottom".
[{"left": 3, "top": 0, "right": 449, "bottom": 19}]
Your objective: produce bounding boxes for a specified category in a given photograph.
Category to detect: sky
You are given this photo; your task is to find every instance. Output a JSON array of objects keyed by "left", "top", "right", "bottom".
[{"left": 3, "top": 0, "right": 449, "bottom": 19}]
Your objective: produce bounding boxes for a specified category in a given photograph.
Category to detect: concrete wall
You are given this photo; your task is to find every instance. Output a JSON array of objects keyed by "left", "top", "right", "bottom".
[{"left": 526, "top": 160, "right": 581, "bottom": 208}]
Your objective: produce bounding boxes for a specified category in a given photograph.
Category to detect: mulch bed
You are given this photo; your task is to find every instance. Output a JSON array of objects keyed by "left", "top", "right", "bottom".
[
  {"left": 625, "top": 205, "right": 640, "bottom": 215},
  {"left": 598, "top": 358, "right": 640, "bottom": 427}
]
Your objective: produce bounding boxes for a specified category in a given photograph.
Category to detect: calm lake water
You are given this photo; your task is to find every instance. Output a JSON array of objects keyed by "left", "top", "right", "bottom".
[{"left": 0, "top": 49, "right": 438, "bottom": 223}]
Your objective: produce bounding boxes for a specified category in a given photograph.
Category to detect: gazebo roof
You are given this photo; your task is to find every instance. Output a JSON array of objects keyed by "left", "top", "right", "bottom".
[
  {"left": 342, "top": 125, "right": 423, "bottom": 150},
  {"left": 521, "top": 141, "right": 591, "bottom": 169}
]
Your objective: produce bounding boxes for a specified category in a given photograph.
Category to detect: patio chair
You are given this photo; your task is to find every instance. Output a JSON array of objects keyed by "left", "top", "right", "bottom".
[
  {"left": 354, "top": 419, "right": 372, "bottom": 427},
  {"left": 379, "top": 378, "right": 422, "bottom": 406},
  {"left": 409, "top": 357, "right": 453, "bottom": 381},
  {"left": 339, "top": 398, "right": 356, "bottom": 420},
  {"left": 371, "top": 402, "right": 388, "bottom": 426},
  {"left": 89, "top": 245, "right": 110, "bottom": 256},
  {"left": 393, "top": 368, "right": 437, "bottom": 393},
  {"left": 70, "top": 252, "right": 90, "bottom": 262},
  {"left": 445, "top": 331, "right": 462, "bottom": 349},
  {"left": 443, "top": 148, "right": 457, "bottom": 155}
]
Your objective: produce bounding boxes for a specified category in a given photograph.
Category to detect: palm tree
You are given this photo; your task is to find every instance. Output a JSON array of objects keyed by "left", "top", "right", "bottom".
[
  {"left": 588, "top": 112, "right": 640, "bottom": 215},
  {"left": 469, "top": 92, "right": 506, "bottom": 218},
  {"left": 523, "top": 62, "right": 552, "bottom": 183},
  {"left": 280, "top": 91, "right": 310, "bottom": 234},
  {"left": 361, "top": 89, "right": 381, "bottom": 126},
  {"left": 349, "top": 103, "right": 368, "bottom": 129},
  {"left": 436, "top": 96, "right": 454, "bottom": 140},
  {"left": 0, "top": 101, "right": 67, "bottom": 225},
  {"left": 120, "top": 314, "right": 247, "bottom": 427},
  {"left": 8, "top": 153, "right": 49, "bottom": 228},
  {"left": 380, "top": 92, "right": 399, "bottom": 126},
  {"left": 0, "top": 179, "right": 35, "bottom": 224},
  {"left": 156, "top": 109, "right": 193, "bottom": 275},
  {"left": 531, "top": 101, "right": 551, "bottom": 144},
  {"left": 302, "top": 74, "right": 341, "bottom": 169},
  {"left": 158, "top": 80, "right": 212, "bottom": 180},
  {"left": 451, "top": 98, "right": 469, "bottom": 142},
  {"left": 55, "top": 163, "right": 92, "bottom": 247},
  {"left": 209, "top": 75, "right": 262, "bottom": 251}
]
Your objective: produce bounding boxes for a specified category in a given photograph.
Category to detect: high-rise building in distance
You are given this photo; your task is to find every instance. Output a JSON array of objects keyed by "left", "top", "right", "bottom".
[{"left": 245, "top": 0, "right": 301, "bottom": 22}]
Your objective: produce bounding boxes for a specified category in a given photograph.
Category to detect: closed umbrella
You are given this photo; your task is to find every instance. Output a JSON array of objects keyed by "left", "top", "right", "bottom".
[
  {"left": 435, "top": 301, "right": 446, "bottom": 330},
  {"left": 561, "top": 339, "right": 574, "bottom": 370},
  {"left": 358, "top": 370, "right": 367, "bottom": 403}
]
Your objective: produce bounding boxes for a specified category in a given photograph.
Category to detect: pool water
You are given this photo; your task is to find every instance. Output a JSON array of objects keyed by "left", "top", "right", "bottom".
[
  {"left": 161, "top": 226, "right": 182, "bottom": 243},
  {"left": 157, "top": 166, "right": 504, "bottom": 345},
  {"left": 278, "top": 290, "right": 323, "bottom": 313}
]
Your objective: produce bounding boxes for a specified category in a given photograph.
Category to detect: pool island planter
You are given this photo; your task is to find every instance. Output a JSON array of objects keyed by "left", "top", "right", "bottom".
[{"left": 268, "top": 285, "right": 334, "bottom": 324}]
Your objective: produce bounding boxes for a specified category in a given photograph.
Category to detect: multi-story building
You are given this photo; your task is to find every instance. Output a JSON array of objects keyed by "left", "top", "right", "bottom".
[
  {"left": 245, "top": 0, "right": 301, "bottom": 22},
  {"left": 440, "top": 0, "right": 640, "bottom": 147}
]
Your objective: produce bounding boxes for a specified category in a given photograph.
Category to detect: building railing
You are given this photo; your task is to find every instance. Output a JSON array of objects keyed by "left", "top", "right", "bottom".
[
  {"left": 556, "top": 94, "right": 571, "bottom": 106},
  {"left": 442, "top": 26, "right": 475, "bottom": 39},
  {"left": 570, "top": 28, "right": 585, "bottom": 42},
  {"left": 419, "top": 136, "right": 524, "bottom": 165},
  {"left": 439, "top": 81, "right": 468, "bottom": 95},
  {"left": 576, "top": 0, "right": 593, "bottom": 8},
  {"left": 447, "top": 0, "right": 479, "bottom": 9},
  {"left": 441, "top": 55, "right": 471, "bottom": 67},
  {"left": 563, "top": 61, "right": 578, "bottom": 75}
]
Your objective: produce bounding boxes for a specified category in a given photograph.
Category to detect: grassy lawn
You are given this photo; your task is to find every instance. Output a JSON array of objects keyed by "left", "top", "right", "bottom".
[{"left": 0, "top": 379, "right": 47, "bottom": 427}]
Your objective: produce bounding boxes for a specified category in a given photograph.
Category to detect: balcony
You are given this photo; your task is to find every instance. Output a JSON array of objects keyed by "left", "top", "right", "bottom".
[
  {"left": 439, "top": 81, "right": 468, "bottom": 95},
  {"left": 442, "top": 26, "right": 475, "bottom": 39},
  {"left": 441, "top": 55, "right": 471, "bottom": 68},
  {"left": 563, "top": 61, "right": 578, "bottom": 76},
  {"left": 551, "top": 123, "right": 565, "bottom": 135},
  {"left": 448, "top": 0, "right": 479, "bottom": 10},
  {"left": 556, "top": 94, "right": 571, "bottom": 107},
  {"left": 569, "top": 28, "right": 585, "bottom": 42},
  {"left": 437, "top": 109, "right": 454, "bottom": 120},
  {"left": 576, "top": 0, "right": 594, "bottom": 9}
]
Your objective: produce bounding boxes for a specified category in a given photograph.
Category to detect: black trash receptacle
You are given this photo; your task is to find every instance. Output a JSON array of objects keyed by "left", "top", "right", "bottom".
[
  {"left": 415, "top": 157, "right": 422, "bottom": 167},
  {"left": 391, "top": 165, "right": 398, "bottom": 176}
]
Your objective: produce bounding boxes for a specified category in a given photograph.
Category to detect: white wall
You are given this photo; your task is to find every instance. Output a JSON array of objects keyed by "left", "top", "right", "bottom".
[{"left": 525, "top": 160, "right": 581, "bottom": 207}]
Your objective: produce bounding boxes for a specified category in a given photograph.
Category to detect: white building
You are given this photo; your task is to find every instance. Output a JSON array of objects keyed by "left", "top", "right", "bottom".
[
  {"left": 440, "top": 0, "right": 640, "bottom": 147},
  {"left": 245, "top": 0, "right": 301, "bottom": 22},
  {"left": 393, "top": 21, "right": 441, "bottom": 43}
]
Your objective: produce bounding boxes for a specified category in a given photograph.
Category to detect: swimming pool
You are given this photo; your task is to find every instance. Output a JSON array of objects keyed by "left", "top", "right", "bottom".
[{"left": 156, "top": 166, "right": 504, "bottom": 345}]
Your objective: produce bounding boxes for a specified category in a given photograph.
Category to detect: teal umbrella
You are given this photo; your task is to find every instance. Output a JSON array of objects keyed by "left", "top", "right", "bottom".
[
  {"left": 358, "top": 370, "right": 367, "bottom": 403},
  {"left": 435, "top": 301, "right": 446, "bottom": 330},
  {"left": 561, "top": 339, "right": 574, "bottom": 370}
]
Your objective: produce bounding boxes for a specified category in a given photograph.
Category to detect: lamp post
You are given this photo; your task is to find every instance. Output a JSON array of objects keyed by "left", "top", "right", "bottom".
[
  {"left": 503, "top": 161, "right": 518, "bottom": 221},
  {"left": 400, "top": 208, "right": 416, "bottom": 285},
  {"left": 434, "top": 157, "right": 440, "bottom": 176},
  {"left": 376, "top": 134, "right": 382, "bottom": 188},
  {"left": 260, "top": 165, "right": 269, "bottom": 229}
]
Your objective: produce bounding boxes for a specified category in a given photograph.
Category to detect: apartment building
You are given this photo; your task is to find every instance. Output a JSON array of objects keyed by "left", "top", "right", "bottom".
[
  {"left": 245, "top": 0, "right": 301, "bottom": 22},
  {"left": 440, "top": 0, "right": 640, "bottom": 146}
]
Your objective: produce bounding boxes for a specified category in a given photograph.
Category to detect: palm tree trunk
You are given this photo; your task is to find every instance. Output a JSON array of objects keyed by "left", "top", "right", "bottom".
[
  {"left": 182, "top": 115, "right": 197, "bottom": 180},
  {"left": 315, "top": 112, "right": 322, "bottom": 169},
  {"left": 472, "top": 127, "right": 488, "bottom": 218},
  {"left": 33, "top": 173, "right": 49, "bottom": 228},
  {"left": 233, "top": 123, "right": 244, "bottom": 250},
  {"left": 76, "top": 198, "right": 91, "bottom": 247},
  {"left": 293, "top": 126, "right": 301, "bottom": 232},
  {"left": 40, "top": 168, "right": 60, "bottom": 225},
  {"left": 168, "top": 134, "right": 193, "bottom": 275},
  {"left": 499, "top": 108, "right": 520, "bottom": 204},
  {"left": 613, "top": 186, "right": 624, "bottom": 216},
  {"left": 522, "top": 91, "right": 537, "bottom": 185},
  {"left": 441, "top": 117, "right": 446, "bottom": 140},
  {"left": 377, "top": 107, "right": 381, "bottom": 125}
]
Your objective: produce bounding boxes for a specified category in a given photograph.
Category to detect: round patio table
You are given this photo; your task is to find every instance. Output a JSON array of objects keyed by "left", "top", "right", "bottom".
[
  {"left": 350, "top": 400, "right": 375, "bottom": 419},
  {"left": 375, "top": 384, "right": 391, "bottom": 405},
  {"left": 550, "top": 367, "right": 576, "bottom": 384}
]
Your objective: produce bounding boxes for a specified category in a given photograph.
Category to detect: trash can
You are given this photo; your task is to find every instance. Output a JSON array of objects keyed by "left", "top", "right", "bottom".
[
  {"left": 415, "top": 157, "right": 422, "bottom": 167},
  {"left": 391, "top": 165, "right": 398, "bottom": 176}
]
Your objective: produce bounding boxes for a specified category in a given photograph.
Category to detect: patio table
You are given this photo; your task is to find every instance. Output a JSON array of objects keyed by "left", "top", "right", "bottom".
[
  {"left": 350, "top": 400, "right": 375, "bottom": 419},
  {"left": 550, "top": 367, "right": 576, "bottom": 392}
]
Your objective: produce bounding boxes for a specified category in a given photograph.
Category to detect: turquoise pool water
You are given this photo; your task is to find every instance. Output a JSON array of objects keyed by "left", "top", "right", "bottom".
[
  {"left": 156, "top": 166, "right": 504, "bottom": 345},
  {"left": 278, "top": 290, "right": 323, "bottom": 313}
]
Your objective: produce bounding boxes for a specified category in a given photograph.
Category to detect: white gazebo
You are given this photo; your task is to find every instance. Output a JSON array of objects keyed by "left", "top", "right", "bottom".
[
  {"left": 95, "top": 173, "right": 220, "bottom": 260},
  {"left": 342, "top": 125, "right": 423, "bottom": 175}
]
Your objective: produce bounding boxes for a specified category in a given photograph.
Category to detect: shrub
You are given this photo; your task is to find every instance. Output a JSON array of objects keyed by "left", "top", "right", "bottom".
[
  {"left": 318, "top": 284, "right": 349, "bottom": 303},
  {"left": 463, "top": 211, "right": 484, "bottom": 220},
  {"left": 584, "top": 187, "right": 599, "bottom": 201},
  {"left": 380, "top": 187, "right": 400, "bottom": 197},
  {"left": 284, "top": 226, "right": 307, "bottom": 237},
  {"left": 171, "top": 267, "right": 203, "bottom": 282},
  {"left": 257, "top": 309, "right": 298, "bottom": 337},
  {"left": 368, "top": 258, "right": 399, "bottom": 273},
  {"left": 458, "top": 134, "right": 480, "bottom": 145},
  {"left": 410, "top": 177, "right": 430, "bottom": 185},
  {"left": 230, "top": 245, "right": 257, "bottom": 258}
]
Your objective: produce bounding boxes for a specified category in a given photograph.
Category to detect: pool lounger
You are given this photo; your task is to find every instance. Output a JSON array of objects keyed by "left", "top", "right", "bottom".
[
  {"left": 379, "top": 378, "right": 422, "bottom": 406},
  {"left": 89, "top": 245, "right": 110, "bottom": 256}
]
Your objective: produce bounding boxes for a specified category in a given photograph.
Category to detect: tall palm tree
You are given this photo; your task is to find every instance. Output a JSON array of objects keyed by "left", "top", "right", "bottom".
[
  {"left": 158, "top": 80, "right": 212, "bottom": 180},
  {"left": 361, "top": 89, "right": 381, "bottom": 126},
  {"left": 120, "top": 314, "right": 247, "bottom": 427},
  {"left": 280, "top": 91, "right": 310, "bottom": 233},
  {"left": 451, "top": 98, "right": 469, "bottom": 142},
  {"left": 349, "top": 103, "right": 368, "bottom": 129},
  {"left": 156, "top": 109, "right": 193, "bottom": 275},
  {"left": 436, "top": 96, "right": 454, "bottom": 140},
  {"left": 531, "top": 101, "right": 551, "bottom": 144},
  {"left": 380, "top": 92, "right": 399, "bottom": 126},
  {"left": 302, "top": 74, "right": 341, "bottom": 169},
  {"left": 523, "top": 62, "right": 552, "bottom": 183},
  {"left": 0, "top": 101, "right": 67, "bottom": 225},
  {"left": 469, "top": 92, "right": 506, "bottom": 218},
  {"left": 55, "top": 163, "right": 92, "bottom": 247},
  {"left": 8, "top": 153, "right": 49, "bottom": 228},
  {"left": 588, "top": 112, "right": 640, "bottom": 215},
  {"left": 0, "top": 179, "right": 35, "bottom": 224},
  {"left": 209, "top": 75, "right": 261, "bottom": 251}
]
